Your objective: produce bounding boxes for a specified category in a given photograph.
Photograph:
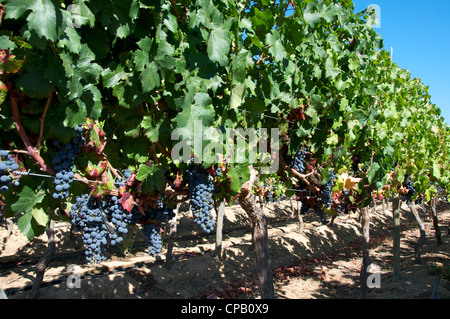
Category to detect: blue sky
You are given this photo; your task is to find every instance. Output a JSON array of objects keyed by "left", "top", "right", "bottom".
[{"left": 353, "top": 0, "right": 450, "bottom": 125}]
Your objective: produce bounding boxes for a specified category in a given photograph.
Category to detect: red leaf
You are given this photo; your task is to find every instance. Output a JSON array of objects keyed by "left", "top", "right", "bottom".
[
  {"left": 173, "top": 171, "right": 183, "bottom": 190},
  {"left": 205, "top": 166, "right": 215, "bottom": 175},
  {"left": 119, "top": 192, "right": 135, "bottom": 212},
  {"left": 126, "top": 174, "right": 135, "bottom": 186}
]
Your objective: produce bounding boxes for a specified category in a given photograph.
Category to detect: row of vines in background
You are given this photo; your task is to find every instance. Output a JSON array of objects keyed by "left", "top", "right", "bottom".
[{"left": 0, "top": 0, "right": 449, "bottom": 299}]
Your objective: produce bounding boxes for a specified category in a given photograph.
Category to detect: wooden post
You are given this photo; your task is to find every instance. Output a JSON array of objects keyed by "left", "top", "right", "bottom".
[
  {"left": 297, "top": 200, "right": 304, "bottom": 233},
  {"left": 392, "top": 197, "right": 401, "bottom": 282},
  {"left": 30, "top": 220, "right": 55, "bottom": 299},
  {"left": 0, "top": 285, "right": 7, "bottom": 299},
  {"left": 214, "top": 200, "right": 226, "bottom": 259},
  {"left": 290, "top": 197, "right": 295, "bottom": 218},
  {"left": 409, "top": 202, "right": 426, "bottom": 263},
  {"left": 238, "top": 168, "right": 274, "bottom": 299},
  {"left": 360, "top": 207, "right": 371, "bottom": 299},
  {"left": 165, "top": 203, "right": 180, "bottom": 269}
]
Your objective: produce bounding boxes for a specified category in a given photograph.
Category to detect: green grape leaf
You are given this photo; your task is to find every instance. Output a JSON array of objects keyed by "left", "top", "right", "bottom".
[
  {"left": 326, "top": 131, "right": 339, "bottom": 145},
  {"left": 304, "top": 4, "right": 321, "bottom": 28},
  {"left": 266, "top": 30, "right": 287, "bottom": 62},
  {"left": 5, "top": 0, "right": 61, "bottom": 42},
  {"left": 432, "top": 162, "right": 441, "bottom": 180},
  {"left": 0, "top": 36, "right": 17, "bottom": 50},
  {"left": 136, "top": 163, "right": 167, "bottom": 193},
  {"left": 32, "top": 208, "right": 49, "bottom": 227},
  {"left": 140, "top": 61, "right": 160, "bottom": 92},
  {"left": 16, "top": 65, "right": 54, "bottom": 98},
  {"left": 173, "top": 92, "right": 215, "bottom": 138},
  {"left": 65, "top": 83, "right": 102, "bottom": 127},
  {"left": 17, "top": 210, "right": 45, "bottom": 239},
  {"left": 102, "top": 65, "right": 131, "bottom": 89},
  {"left": 207, "top": 18, "right": 232, "bottom": 66},
  {"left": 425, "top": 186, "right": 437, "bottom": 202},
  {"left": 10, "top": 185, "right": 46, "bottom": 216},
  {"left": 141, "top": 115, "right": 170, "bottom": 143},
  {"left": 367, "top": 162, "right": 381, "bottom": 184},
  {"left": 228, "top": 164, "right": 250, "bottom": 193}
]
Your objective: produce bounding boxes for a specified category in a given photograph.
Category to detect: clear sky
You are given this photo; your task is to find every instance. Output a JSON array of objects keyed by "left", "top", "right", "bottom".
[{"left": 353, "top": 0, "right": 450, "bottom": 125}]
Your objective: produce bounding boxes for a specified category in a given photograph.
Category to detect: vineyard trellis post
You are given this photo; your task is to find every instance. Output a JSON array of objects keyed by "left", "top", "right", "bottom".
[
  {"left": 165, "top": 202, "right": 180, "bottom": 269},
  {"left": 238, "top": 167, "right": 274, "bottom": 299},
  {"left": 30, "top": 220, "right": 55, "bottom": 299},
  {"left": 392, "top": 197, "right": 401, "bottom": 282},
  {"left": 214, "top": 199, "right": 226, "bottom": 260},
  {"left": 360, "top": 206, "right": 371, "bottom": 299}
]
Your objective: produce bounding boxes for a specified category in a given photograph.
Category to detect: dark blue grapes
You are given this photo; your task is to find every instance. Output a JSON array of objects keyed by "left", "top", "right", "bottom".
[
  {"left": 184, "top": 159, "right": 216, "bottom": 233},
  {"left": 51, "top": 126, "right": 84, "bottom": 199},
  {"left": 300, "top": 200, "right": 310, "bottom": 215},
  {"left": 142, "top": 223, "right": 162, "bottom": 256},
  {"left": 133, "top": 201, "right": 175, "bottom": 226},
  {"left": 0, "top": 150, "right": 20, "bottom": 192},
  {"left": 102, "top": 195, "right": 133, "bottom": 244},
  {"left": 116, "top": 169, "right": 132, "bottom": 187},
  {"left": 313, "top": 205, "right": 328, "bottom": 225},
  {"left": 131, "top": 198, "right": 175, "bottom": 256},
  {"left": 263, "top": 179, "right": 283, "bottom": 204},
  {"left": 264, "top": 180, "right": 275, "bottom": 203},
  {"left": 215, "top": 165, "right": 222, "bottom": 176},
  {"left": 69, "top": 194, "right": 109, "bottom": 263},
  {"left": 321, "top": 169, "right": 336, "bottom": 209},
  {"left": 69, "top": 194, "right": 134, "bottom": 263},
  {"left": 291, "top": 148, "right": 307, "bottom": 173},
  {"left": 337, "top": 189, "right": 349, "bottom": 215},
  {"left": 401, "top": 174, "right": 416, "bottom": 204}
]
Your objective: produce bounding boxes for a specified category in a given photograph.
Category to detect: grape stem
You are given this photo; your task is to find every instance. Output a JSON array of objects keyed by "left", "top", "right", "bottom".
[
  {"left": 169, "top": 0, "right": 182, "bottom": 24},
  {"left": 106, "top": 161, "right": 121, "bottom": 180},
  {"left": 6, "top": 82, "right": 55, "bottom": 175},
  {"left": 36, "top": 91, "right": 52, "bottom": 150},
  {"left": 0, "top": 4, "right": 4, "bottom": 27},
  {"left": 151, "top": 143, "right": 159, "bottom": 164},
  {"left": 156, "top": 142, "right": 171, "bottom": 157}
]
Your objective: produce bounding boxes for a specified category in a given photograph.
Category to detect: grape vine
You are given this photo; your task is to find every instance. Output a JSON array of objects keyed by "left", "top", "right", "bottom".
[{"left": 184, "top": 159, "right": 216, "bottom": 234}]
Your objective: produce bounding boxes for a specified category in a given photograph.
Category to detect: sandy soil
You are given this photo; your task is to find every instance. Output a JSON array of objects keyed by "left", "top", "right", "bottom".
[{"left": 0, "top": 199, "right": 449, "bottom": 299}]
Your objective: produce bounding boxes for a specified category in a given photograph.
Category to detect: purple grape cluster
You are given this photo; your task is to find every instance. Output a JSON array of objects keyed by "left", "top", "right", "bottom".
[
  {"left": 102, "top": 195, "right": 133, "bottom": 244},
  {"left": 131, "top": 198, "right": 175, "bottom": 256},
  {"left": 184, "top": 159, "right": 215, "bottom": 233},
  {"left": 321, "top": 169, "right": 336, "bottom": 209},
  {"left": 142, "top": 223, "right": 162, "bottom": 256},
  {"left": 69, "top": 194, "right": 109, "bottom": 263},
  {"left": 51, "top": 125, "right": 84, "bottom": 199},
  {"left": 0, "top": 150, "right": 19, "bottom": 192},
  {"left": 401, "top": 174, "right": 416, "bottom": 204},
  {"left": 69, "top": 193, "right": 134, "bottom": 263},
  {"left": 291, "top": 148, "right": 307, "bottom": 173}
]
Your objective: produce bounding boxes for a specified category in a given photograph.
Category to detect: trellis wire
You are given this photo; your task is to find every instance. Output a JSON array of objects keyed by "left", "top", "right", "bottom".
[
  {"left": 12, "top": 169, "right": 124, "bottom": 186},
  {"left": 13, "top": 169, "right": 310, "bottom": 193}
]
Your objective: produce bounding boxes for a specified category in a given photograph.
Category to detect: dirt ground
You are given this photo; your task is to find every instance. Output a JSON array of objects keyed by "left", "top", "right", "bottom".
[{"left": 1, "top": 198, "right": 449, "bottom": 299}]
